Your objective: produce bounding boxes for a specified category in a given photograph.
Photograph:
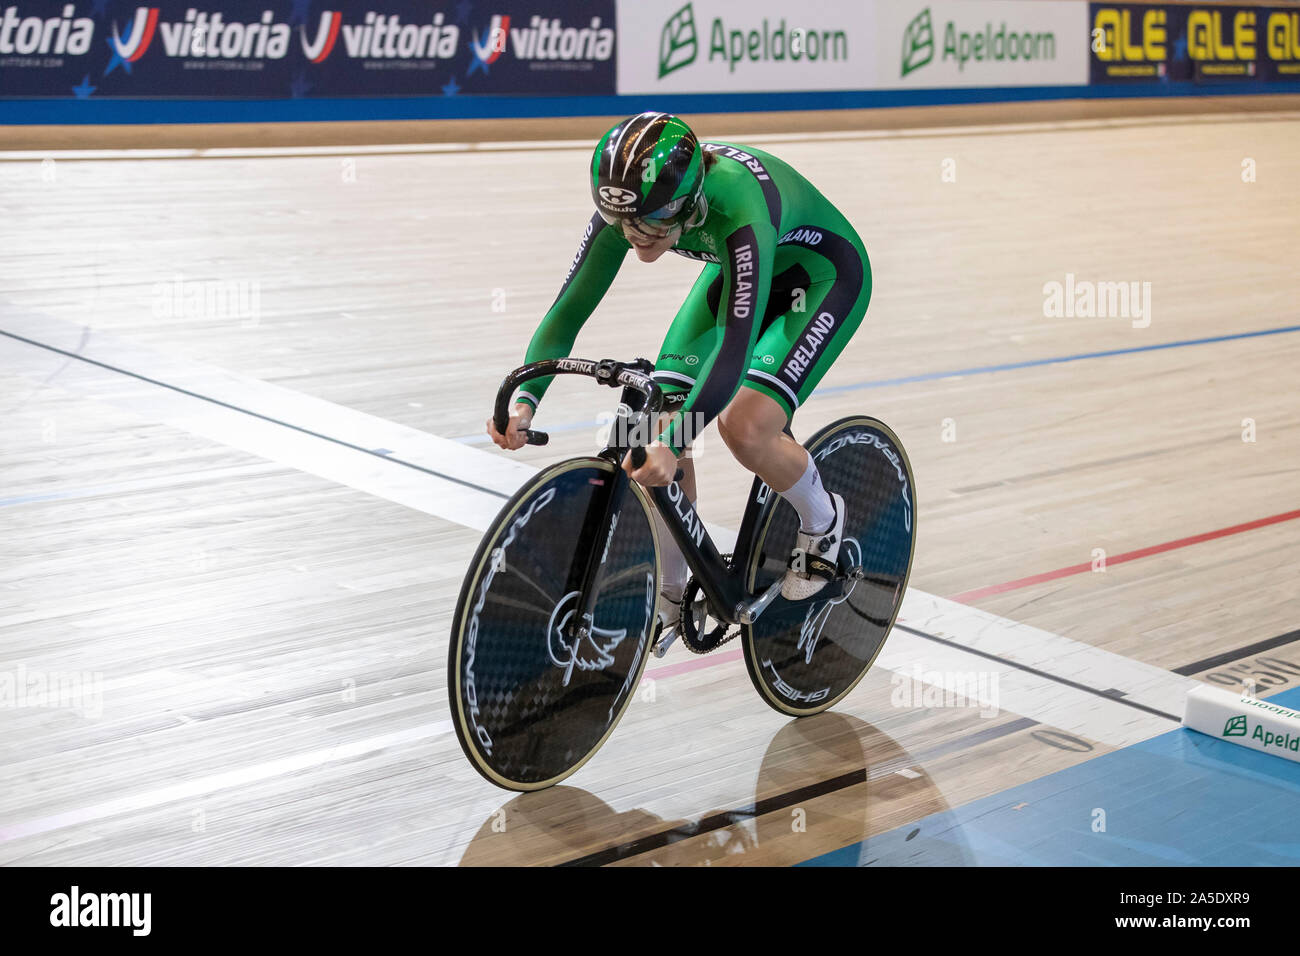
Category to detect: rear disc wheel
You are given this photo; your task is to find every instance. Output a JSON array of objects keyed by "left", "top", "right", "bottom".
[{"left": 742, "top": 417, "right": 917, "bottom": 717}]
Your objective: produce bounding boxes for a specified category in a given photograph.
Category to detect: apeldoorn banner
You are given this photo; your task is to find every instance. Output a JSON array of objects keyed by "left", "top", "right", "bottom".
[
  {"left": 615, "top": 0, "right": 872, "bottom": 94},
  {"left": 876, "top": 1, "right": 1088, "bottom": 89},
  {"left": 0, "top": 0, "right": 617, "bottom": 98},
  {"left": 1089, "top": 4, "right": 1300, "bottom": 84}
]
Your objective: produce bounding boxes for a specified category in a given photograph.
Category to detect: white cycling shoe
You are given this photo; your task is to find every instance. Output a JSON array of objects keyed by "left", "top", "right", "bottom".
[{"left": 781, "top": 492, "right": 846, "bottom": 601}]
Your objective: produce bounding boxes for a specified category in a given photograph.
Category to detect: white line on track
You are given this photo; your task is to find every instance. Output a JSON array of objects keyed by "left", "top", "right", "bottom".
[{"left": 0, "top": 305, "right": 534, "bottom": 530}]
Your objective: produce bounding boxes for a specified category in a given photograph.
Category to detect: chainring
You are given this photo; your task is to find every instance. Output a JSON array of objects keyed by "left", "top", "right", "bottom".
[{"left": 678, "top": 560, "right": 741, "bottom": 654}]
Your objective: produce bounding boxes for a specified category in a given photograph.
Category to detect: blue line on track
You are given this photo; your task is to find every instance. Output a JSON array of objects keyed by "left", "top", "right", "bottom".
[{"left": 454, "top": 322, "right": 1300, "bottom": 444}]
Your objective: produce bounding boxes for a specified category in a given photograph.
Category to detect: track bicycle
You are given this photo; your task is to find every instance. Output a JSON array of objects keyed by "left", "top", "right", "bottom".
[{"left": 448, "top": 357, "right": 917, "bottom": 791}]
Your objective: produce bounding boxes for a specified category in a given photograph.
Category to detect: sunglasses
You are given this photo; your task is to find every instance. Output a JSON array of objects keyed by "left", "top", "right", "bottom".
[{"left": 598, "top": 190, "right": 705, "bottom": 242}]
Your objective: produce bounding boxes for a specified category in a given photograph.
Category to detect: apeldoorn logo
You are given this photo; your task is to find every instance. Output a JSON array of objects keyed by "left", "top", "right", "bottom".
[
  {"left": 659, "top": 1, "right": 699, "bottom": 77},
  {"left": 901, "top": 8, "right": 935, "bottom": 76},
  {"left": 657, "top": 1, "right": 848, "bottom": 77},
  {"left": 0, "top": 5, "right": 96, "bottom": 55},
  {"left": 901, "top": 4, "right": 1058, "bottom": 75},
  {"left": 50, "top": 887, "right": 151, "bottom": 937}
]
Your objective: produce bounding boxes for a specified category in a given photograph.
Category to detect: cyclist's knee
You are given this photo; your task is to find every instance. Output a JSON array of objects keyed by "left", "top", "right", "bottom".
[{"left": 718, "top": 408, "right": 775, "bottom": 460}]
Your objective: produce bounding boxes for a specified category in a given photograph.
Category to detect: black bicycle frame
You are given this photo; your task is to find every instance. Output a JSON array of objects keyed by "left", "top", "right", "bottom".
[{"left": 493, "top": 358, "right": 829, "bottom": 629}]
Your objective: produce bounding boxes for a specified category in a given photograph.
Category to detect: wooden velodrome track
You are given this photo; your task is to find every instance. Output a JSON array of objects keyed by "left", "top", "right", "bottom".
[{"left": 1, "top": 96, "right": 1297, "bottom": 866}]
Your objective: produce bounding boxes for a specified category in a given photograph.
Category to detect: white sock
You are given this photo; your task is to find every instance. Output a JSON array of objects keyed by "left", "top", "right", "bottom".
[
  {"left": 652, "top": 503, "right": 691, "bottom": 601},
  {"left": 779, "top": 454, "right": 836, "bottom": 534}
]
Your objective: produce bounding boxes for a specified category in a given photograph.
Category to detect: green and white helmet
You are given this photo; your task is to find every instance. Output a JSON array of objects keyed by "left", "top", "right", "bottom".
[{"left": 591, "top": 112, "right": 707, "bottom": 237}]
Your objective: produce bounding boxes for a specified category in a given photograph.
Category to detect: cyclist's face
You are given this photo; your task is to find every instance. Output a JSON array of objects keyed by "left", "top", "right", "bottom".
[{"left": 623, "top": 219, "right": 679, "bottom": 261}]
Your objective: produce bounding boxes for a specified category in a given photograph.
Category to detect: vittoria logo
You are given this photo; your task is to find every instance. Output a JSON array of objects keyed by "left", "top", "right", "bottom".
[
  {"left": 109, "top": 7, "right": 159, "bottom": 63},
  {"left": 110, "top": 7, "right": 293, "bottom": 62},
  {"left": 470, "top": 14, "right": 510, "bottom": 71},
  {"left": 306, "top": 10, "right": 458, "bottom": 61},
  {"left": 0, "top": 5, "right": 95, "bottom": 56},
  {"left": 301, "top": 11, "right": 342, "bottom": 63},
  {"left": 471, "top": 13, "right": 614, "bottom": 70}
]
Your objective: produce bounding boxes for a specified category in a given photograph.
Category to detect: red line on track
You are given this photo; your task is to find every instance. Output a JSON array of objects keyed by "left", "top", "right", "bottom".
[{"left": 949, "top": 508, "right": 1300, "bottom": 605}]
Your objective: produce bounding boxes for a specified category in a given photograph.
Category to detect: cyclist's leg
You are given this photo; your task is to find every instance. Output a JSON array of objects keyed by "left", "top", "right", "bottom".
[
  {"left": 650, "top": 265, "right": 722, "bottom": 612},
  {"left": 721, "top": 259, "right": 871, "bottom": 488},
  {"left": 743, "top": 244, "right": 872, "bottom": 429},
  {"left": 721, "top": 243, "right": 872, "bottom": 594}
]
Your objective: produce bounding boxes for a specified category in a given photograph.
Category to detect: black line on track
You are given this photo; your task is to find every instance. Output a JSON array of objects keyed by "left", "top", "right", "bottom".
[
  {"left": 1173, "top": 630, "right": 1300, "bottom": 676},
  {"left": 560, "top": 610, "right": 1198, "bottom": 866},
  {"left": 0, "top": 328, "right": 509, "bottom": 500},
  {"left": 558, "top": 715, "right": 1042, "bottom": 867}
]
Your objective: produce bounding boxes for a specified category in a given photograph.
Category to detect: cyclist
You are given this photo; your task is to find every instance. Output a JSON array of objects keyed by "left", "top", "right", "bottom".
[{"left": 487, "top": 112, "right": 872, "bottom": 629}]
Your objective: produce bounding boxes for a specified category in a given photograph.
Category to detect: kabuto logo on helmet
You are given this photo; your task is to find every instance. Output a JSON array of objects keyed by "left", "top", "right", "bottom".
[{"left": 598, "top": 186, "right": 638, "bottom": 207}]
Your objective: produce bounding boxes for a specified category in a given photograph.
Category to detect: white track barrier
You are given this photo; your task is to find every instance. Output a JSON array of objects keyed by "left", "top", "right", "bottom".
[{"left": 1182, "top": 684, "right": 1300, "bottom": 763}]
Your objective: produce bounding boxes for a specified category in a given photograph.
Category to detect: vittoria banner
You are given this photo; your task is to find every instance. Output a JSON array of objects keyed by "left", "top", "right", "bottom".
[{"left": 0, "top": 0, "right": 618, "bottom": 98}]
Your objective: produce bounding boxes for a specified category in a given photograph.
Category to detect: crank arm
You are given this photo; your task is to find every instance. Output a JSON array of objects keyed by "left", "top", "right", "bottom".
[
  {"left": 734, "top": 578, "right": 783, "bottom": 624},
  {"left": 652, "top": 623, "right": 680, "bottom": 658},
  {"left": 735, "top": 570, "right": 857, "bottom": 625}
]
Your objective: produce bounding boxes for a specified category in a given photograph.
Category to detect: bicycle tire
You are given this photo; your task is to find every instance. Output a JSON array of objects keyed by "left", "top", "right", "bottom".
[
  {"left": 741, "top": 417, "right": 917, "bottom": 717},
  {"left": 448, "top": 457, "right": 660, "bottom": 790}
]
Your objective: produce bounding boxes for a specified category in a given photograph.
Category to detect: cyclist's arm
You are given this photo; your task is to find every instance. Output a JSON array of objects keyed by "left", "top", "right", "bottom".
[
  {"left": 658, "top": 221, "right": 775, "bottom": 456},
  {"left": 514, "top": 213, "right": 629, "bottom": 411}
]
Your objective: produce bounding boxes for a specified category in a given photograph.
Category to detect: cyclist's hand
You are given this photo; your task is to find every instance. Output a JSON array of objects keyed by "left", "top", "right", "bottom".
[
  {"left": 486, "top": 403, "right": 535, "bottom": 451},
  {"left": 623, "top": 442, "right": 678, "bottom": 487}
]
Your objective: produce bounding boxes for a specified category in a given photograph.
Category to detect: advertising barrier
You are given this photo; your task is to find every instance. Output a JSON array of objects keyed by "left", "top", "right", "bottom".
[
  {"left": 879, "top": 1, "right": 1088, "bottom": 89},
  {"left": 1089, "top": 3, "right": 1300, "bottom": 84},
  {"left": 0, "top": 1, "right": 617, "bottom": 98},
  {"left": 2, "top": 1, "right": 1298, "bottom": 123},
  {"left": 615, "top": 0, "right": 869, "bottom": 94}
]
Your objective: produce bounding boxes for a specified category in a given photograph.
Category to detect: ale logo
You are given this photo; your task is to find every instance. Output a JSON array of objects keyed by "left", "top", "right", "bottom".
[
  {"left": 659, "top": 1, "right": 699, "bottom": 78},
  {"left": 901, "top": 7, "right": 935, "bottom": 76},
  {"left": 1223, "top": 714, "right": 1248, "bottom": 737}
]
